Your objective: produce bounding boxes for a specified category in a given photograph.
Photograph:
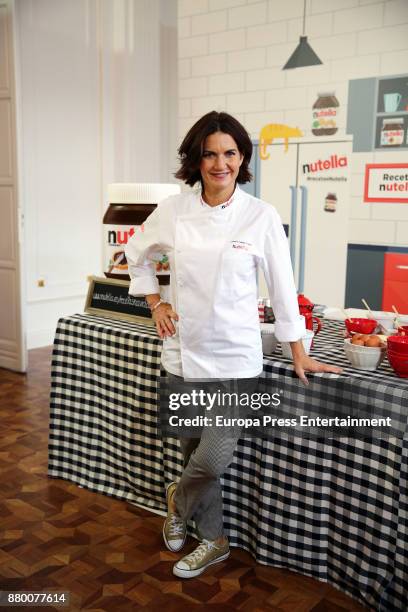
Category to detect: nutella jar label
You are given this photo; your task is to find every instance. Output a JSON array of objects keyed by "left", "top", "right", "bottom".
[
  {"left": 104, "top": 224, "right": 169, "bottom": 277},
  {"left": 381, "top": 118, "right": 404, "bottom": 146},
  {"left": 104, "top": 223, "right": 137, "bottom": 277},
  {"left": 312, "top": 93, "right": 339, "bottom": 136}
]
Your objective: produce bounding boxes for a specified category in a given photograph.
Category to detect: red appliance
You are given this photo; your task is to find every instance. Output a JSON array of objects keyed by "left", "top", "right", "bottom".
[{"left": 382, "top": 253, "right": 408, "bottom": 313}]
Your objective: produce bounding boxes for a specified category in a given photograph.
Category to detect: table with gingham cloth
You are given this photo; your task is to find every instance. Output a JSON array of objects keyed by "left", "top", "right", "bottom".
[{"left": 49, "top": 313, "right": 408, "bottom": 612}]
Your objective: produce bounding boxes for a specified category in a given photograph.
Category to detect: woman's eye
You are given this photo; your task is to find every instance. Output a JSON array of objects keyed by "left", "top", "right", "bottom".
[
  {"left": 202, "top": 152, "right": 214, "bottom": 158},
  {"left": 226, "top": 151, "right": 236, "bottom": 157}
]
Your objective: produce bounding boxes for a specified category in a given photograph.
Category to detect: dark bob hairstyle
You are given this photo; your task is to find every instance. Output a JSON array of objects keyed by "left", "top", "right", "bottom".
[{"left": 175, "top": 111, "right": 253, "bottom": 187}]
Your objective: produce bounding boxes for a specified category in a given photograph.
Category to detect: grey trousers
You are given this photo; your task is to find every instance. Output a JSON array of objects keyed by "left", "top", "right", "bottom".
[{"left": 167, "top": 373, "right": 258, "bottom": 541}]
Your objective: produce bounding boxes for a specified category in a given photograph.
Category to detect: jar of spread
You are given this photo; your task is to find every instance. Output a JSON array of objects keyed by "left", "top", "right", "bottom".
[
  {"left": 103, "top": 183, "right": 180, "bottom": 283},
  {"left": 312, "top": 92, "right": 339, "bottom": 136},
  {"left": 380, "top": 118, "right": 404, "bottom": 147},
  {"left": 324, "top": 192, "right": 337, "bottom": 212}
]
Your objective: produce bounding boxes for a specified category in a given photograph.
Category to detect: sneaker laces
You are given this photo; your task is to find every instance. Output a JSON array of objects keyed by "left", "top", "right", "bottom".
[
  {"left": 184, "top": 539, "right": 218, "bottom": 564},
  {"left": 168, "top": 513, "right": 184, "bottom": 537}
]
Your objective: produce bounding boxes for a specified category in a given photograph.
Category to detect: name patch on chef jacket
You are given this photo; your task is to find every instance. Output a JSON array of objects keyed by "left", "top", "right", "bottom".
[{"left": 230, "top": 240, "right": 253, "bottom": 252}]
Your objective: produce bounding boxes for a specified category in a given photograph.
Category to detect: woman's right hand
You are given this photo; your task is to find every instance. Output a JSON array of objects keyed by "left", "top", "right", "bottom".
[{"left": 152, "top": 302, "right": 179, "bottom": 339}]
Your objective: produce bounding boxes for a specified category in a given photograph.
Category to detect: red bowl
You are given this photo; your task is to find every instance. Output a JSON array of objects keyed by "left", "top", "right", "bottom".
[
  {"left": 387, "top": 335, "right": 408, "bottom": 353},
  {"left": 345, "top": 318, "right": 377, "bottom": 335},
  {"left": 387, "top": 348, "right": 408, "bottom": 359},
  {"left": 387, "top": 351, "right": 408, "bottom": 377},
  {"left": 397, "top": 325, "right": 408, "bottom": 336}
]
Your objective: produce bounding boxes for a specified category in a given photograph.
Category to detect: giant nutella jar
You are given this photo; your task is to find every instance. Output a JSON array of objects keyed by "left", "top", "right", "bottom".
[
  {"left": 312, "top": 92, "right": 339, "bottom": 136},
  {"left": 103, "top": 183, "right": 180, "bottom": 283}
]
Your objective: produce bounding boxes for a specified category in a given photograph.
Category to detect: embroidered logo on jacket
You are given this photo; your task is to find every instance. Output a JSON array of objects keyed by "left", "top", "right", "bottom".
[{"left": 230, "top": 240, "right": 252, "bottom": 251}]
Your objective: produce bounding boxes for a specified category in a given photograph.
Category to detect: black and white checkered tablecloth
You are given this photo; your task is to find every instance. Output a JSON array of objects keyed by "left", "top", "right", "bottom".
[{"left": 49, "top": 314, "right": 408, "bottom": 611}]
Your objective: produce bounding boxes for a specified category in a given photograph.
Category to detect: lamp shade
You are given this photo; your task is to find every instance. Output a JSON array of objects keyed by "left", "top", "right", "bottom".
[{"left": 282, "top": 36, "right": 322, "bottom": 70}]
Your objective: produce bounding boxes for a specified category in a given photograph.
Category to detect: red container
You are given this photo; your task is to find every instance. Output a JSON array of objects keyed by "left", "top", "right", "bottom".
[
  {"left": 345, "top": 318, "right": 377, "bottom": 336},
  {"left": 387, "top": 335, "right": 408, "bottom": 354},
  {"left": 388, "top": 348, "right": 408, "bottom": 358},
  {"left": 387, "top": 351, "right": 408, "bottom": 378}
]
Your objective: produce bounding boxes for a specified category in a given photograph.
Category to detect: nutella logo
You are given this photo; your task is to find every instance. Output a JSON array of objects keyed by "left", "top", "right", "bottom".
[
  {"left": 107, "top": 227, "right": 135, "bottom": 245},
  {"left": 313, "top": 108, "right": 337, "bottom": 118},
  {"left": 302, "top": 155, "right": 347, "bottom": 174}
]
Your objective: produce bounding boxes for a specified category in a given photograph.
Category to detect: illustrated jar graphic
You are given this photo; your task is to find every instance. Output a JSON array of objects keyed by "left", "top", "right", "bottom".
[
  {"left": 324, "top": 193, "right": 337, "bottom": 212},
  {"left": 380, "top": 118, "right": 404, "bottom": 146},
  {"left": 103, "top": 182, "right": 180, "bottom": 283},
  {"left": 312, "top": 93, "right": 339, "bottom": 136}
]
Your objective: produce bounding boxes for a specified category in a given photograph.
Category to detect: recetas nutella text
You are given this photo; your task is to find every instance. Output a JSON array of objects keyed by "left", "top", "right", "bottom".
[{"left": 379, "top": 172, "right": 408, "bottom": 192}]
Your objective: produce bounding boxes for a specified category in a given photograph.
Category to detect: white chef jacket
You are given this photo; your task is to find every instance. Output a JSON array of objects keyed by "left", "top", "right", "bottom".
[{"left": 125, "top": 185, "right": 305, "bottom": 380}]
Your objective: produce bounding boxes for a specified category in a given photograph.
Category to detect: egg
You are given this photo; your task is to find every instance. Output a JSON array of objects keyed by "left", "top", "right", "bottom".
[
  {"left": 352, "top": 334, "right": 364, "bottom": 342},
  {"left": 351, "top": 338, "right": 365, "bottom": 346},
  {"left": 364, "top": 335, "right": 382, "bottom": 347}
]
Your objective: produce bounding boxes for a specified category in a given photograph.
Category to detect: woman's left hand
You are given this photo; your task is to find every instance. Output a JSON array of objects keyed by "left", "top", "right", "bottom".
[{"left": 293, "top": 354, "right": 343, "bottom": 386}]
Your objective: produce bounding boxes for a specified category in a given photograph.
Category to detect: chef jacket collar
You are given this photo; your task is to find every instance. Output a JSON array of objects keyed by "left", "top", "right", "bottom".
[{"left": 198, "top": 184, "right": 243, "bottom": 213}]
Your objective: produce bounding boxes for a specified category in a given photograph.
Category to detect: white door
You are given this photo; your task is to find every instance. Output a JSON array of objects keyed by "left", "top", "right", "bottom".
[
  {"left": 297, "top": 140, "right": 352, "bottom": 307},
  {"left": 0, "top": 0, "right": 26, "bottom": 372}
]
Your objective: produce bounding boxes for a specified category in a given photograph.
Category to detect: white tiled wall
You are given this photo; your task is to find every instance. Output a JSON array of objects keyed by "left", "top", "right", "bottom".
[{"left": 177, "top": 0, "right": 408, "bottom": 247}]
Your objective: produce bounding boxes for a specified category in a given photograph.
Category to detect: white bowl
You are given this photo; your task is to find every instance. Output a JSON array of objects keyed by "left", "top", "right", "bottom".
[
  {"left": 344, "top": 339, "right": 386, "bottom": 370},
  {"left": 368, "top": 311, "right": 395, "bottom": 332},
  {"left": 344, "top": 338, "right": 385, "bottom": 352},
  {"left": 260, "top": 323, "right": 277, "bottom": 354},
  {"left": 395, "top": 314, "right": 408, "bottom": 328},
  {"left": 281, "top": 330, "right": 314, "bottom": 360}
]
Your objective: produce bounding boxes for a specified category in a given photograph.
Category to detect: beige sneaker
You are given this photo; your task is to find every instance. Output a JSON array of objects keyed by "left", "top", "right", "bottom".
[
  {"left": 163, "top": 482, "right": 186, "bottom": 552},
  {"left": 173, "top": 538, "right": 230, "bottom": 578}
]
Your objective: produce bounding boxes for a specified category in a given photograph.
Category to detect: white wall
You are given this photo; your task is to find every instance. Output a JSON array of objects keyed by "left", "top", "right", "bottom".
[
  {"left": 177, "top": 0, "right": 408, "bottom": 247},
  {"left": 15, "top": 0, "right": 178, "bottom": 348}
]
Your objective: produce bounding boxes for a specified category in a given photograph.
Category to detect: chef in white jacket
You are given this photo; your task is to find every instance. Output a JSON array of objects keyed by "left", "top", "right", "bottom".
[{"left": 125, "top": 111, "right": 341, "bottom": 579}]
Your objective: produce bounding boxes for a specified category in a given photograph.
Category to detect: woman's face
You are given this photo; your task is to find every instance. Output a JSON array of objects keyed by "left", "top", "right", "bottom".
[{"left": 199, "top": 131, "right": 243, "bottom": 195}]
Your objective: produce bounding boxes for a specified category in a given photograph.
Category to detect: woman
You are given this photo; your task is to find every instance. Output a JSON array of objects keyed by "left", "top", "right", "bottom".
[{"left": 125, "top": 111, "right": 341, "bottom": 579}]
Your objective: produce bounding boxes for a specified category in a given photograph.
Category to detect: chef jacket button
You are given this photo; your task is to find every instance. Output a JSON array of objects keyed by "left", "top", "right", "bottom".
[{"left": 178, "top": 279, "right": 183, "bottom": 286}]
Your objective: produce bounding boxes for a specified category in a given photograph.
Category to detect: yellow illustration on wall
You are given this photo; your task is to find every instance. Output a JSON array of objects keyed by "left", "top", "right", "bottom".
[{"left": 259, "top": 124, "right": 304, "bottom": 158}]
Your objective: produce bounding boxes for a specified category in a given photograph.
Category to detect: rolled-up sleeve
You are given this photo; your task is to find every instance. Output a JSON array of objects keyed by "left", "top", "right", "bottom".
[
  {"left": 260, "top": 209, "right": 305, "bottom": 342},
  {"left": 125, "top": 207, "right": 162, "bottom": 296}
]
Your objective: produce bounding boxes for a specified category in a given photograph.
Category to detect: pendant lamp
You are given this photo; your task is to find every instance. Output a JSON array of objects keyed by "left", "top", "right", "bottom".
[{"left": 282, "top": 0, "right": 322, "bottom": 70}]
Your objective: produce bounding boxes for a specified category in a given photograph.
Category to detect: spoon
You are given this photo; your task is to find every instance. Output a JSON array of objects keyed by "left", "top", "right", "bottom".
[
  {"left": 392, "top": 305, "right": 400, "bottom": 329},
  {"left": 361, "top": 298, "right": 374, "bottom": 319}
]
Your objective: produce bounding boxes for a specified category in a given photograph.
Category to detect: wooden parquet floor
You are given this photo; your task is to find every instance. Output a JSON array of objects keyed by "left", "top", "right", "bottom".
[{"left": 0, "top": 347, "right": 370, "bottom": 612}]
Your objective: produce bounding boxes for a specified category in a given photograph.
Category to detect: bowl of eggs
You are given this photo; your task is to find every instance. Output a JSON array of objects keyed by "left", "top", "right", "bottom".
[{"left": 344, "top": 334, "right": 387, "bottom": 371}]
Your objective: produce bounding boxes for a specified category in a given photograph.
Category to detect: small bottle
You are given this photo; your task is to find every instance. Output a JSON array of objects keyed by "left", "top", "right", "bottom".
[
  {"left": 258, "top": 298, "right": 265, "bottom": 323},
  {"left": 324, "top": 193, "right": 337, "bottom": 212},
  {"left": 264, "top": 299, "right": 275, "bottom": 323}
]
